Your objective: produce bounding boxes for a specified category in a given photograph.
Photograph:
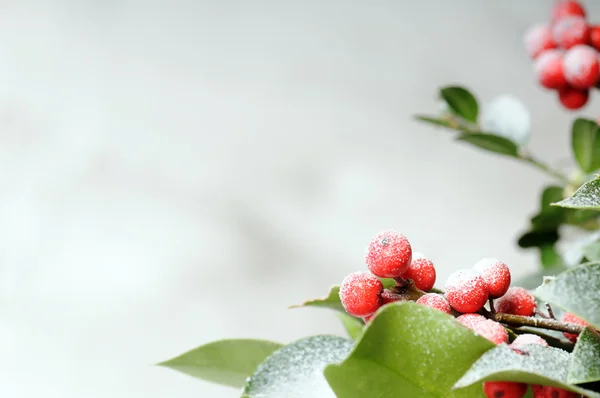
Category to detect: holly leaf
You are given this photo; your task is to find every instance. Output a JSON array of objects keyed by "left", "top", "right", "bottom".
[
  {"left": 568, "top": 328, "right": 600, "bottom": 385},
  {"left": 572, "top": 118, "right": 600, "bottom": 173},
  {"left": 454, "top": 344, "right": 600, "bottom": 398},
  {"left": 440, "top": 86, "right": 479, "bottom": 123},
  {"left": 455, "top": 133, "right": 519, "bottom": 157},
  {"left": 337, "top": 313, "right": 365, "bottom": 341},
  {"left": 553, "top": 177, "right": 600, "bottom": 211},
  {"left": 157, "top": 339, "right": 283, "bottom": 388},
  {"left": 535, "top": 262, "right": 600, "bottom": 329},
  {"left": 241, "top": 335, "right": 353, "bottom": 398},
  {"left": 324, "top": 302, "right": 494, "bottom": 398}
]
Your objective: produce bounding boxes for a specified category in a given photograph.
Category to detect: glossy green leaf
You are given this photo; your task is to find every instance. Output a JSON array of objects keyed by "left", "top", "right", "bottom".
[
  {"left": 337, "top": 313, "right": 365, "bottom": 341},
  {"left": 455, "top": 133, "right": 519, "bottom": 157},
  {"left": 157, "top": 339, "right": 283, "bottom": 388},
  {"left": 454, "top": 344, "right": 600, "bottom": 397},
  {"left": 535, "top": 262, "right": 600, "bottom": 329},
  {"left": 324, "top": 302, "right": 494, "bottom": 398},
  {"left": 553, "top": 177, "right": 600, "bottom": 210},
  {"left": 568, "top": 328, "right": 600, "bottom": 384},
  {"left": 517, "top": 229, "right": 559, "bottom": 249},
  {"left": 241, "top": 335, "right": 353, "bottom": 398},
  {"left": 572, "top": 118, "right": 600, "bottom": 173},
  {"left": 440, "top": 86, "right": 479, "bottom": 122}
]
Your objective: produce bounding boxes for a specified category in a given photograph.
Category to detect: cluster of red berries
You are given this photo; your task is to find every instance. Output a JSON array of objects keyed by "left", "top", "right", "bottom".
[
  {"left": 339, "top": 230, "right": 590, "bottom": 398},
  {"left": 524, "top": 0, "right": 599, "bottom": 110}
]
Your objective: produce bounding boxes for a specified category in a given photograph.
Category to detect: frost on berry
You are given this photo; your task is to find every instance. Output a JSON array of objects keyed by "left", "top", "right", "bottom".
[
  {"left": 510, "top": 334, "right": 549, "bottom": 350},
  {"left": 444, "top": 269, "right": 488, "bottom": 313},
  {"left": 524, "top": 24, "right": 557, "bottom": 59},
  {"left": 563, "top": 45, "right": 600, "bottom": 89},
  {"left": 558, "top": 86, "right": 589, "bottom": 109},
  {"left": 551, "top": 0, "right": 586, "bottom": 23},
  {"left": 552, "top": 16, "right": 589, "bottom": 50},
  {"left": 365, "top": 231, "right": 412, "bottom": 278},
  {"left": 483, "top": 381, "right": 527, "bottom": 398},
  {"left": 416, "top": 293, "right": 451, "bottom": 314},
  {"left": 473, "top": 319, "right": 509, "bottom": 345},
  {"left": 404, "top": 252, "right": 436, "bottom": 291},
  {"left": 562, "top": 312, "right": 589, "bottom": 342},
  {"left": 456, "top": 313, "right": 486, "bottom": 329},
  {"left": 339, "top": 272, "right": 383, "bottom": 317},
  {"left": 495, "top": 287, "right": 537, "bottom": 317},
  {"left": 473, "top": 258, "right": 511, "bottom": 299},
  {"left": 534, "top": 50, "right": 568, "bottom": 89}
]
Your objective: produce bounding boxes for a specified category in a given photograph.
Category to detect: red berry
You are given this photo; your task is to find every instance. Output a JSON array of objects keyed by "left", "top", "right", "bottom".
[
  {"left": 339, "top": 271, "right": 383, "bottom": 317},
  {"left": 380, "top": 289, "right": 399, "bottom": 305},
  {"left": 456, "top": 313, "right": 486, "bottom": 329},
  {"left": 563, "top": 45, "right": 600, "bottom": 88},
  {"left": 365, "top": 231, "right": 412, "bottom": 278},
  {"left": 445, "top": 269, "right": 488, "bottom": 313},
  {"left": 404, "top": 252, "right": 436, "bottom": 291},
  {"left": 495, "top": 287, "right": 537, "bottom": 316},
  {"left": 558, "top": 85, "right": 589, "bottom": 109},
  {"left": 551, "top": 1, "right": 586, "bottom": 24},
  {"left": 553, "top": 16, "right": 589, "bottom": 50},
  {"left": 483, "top": 381, "right": 528, "bottom": 398},
  {"left": 416, "top": 293, "right": 451, "bottom": 314},
  {"left": 474, "top": 319, "right": 509, "bottom": 345},
  {"left": 532, "top": 385, "right": 579, "bottom": 397},
  {"left": 589, "top": 26, "right": 600, "bottom": 51},
  {"left": 473, "top": 258, "right": 511, "bottom": 299},
  {"left": 525, "top": 24, "right": 558, "bottom": 59},
  {"left": 534, "top": 50, "right": 568, "bottom": 89},
  {"left": 510, "top": 334, "right": 549, "bottom": 350},
  {"left": 562, "top": 312, "right": 588, "bottom": 342}
]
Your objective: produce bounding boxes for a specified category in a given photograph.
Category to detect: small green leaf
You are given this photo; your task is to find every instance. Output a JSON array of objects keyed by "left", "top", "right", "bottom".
[
  {"left": 337, "top": 313, "right": 365, "bottom": 341},
  {"left": 568, "top": 328, "right": 600, "bottom": 384},
  {"left": 455, "top": 133, "right": 519, "bottom": 157},
  {"left": 517, "top": 229, "right": 560, "bottom": 249},
  {"left": 553, "top": 177, "right": 600, "bottom": 210},
  {"left": 583, "top": 242, "right": 600, "bottom": 262},
  {"left": 324, "top": 302, "right": 494, "bottom": 398},
  {"left": 440, "top": 86, "right": 479, "bottom": 123},
  {"left": 241, "top": 335, "right": 353, "bottom": 398},
  {"left": 535, "top": 262, "right": 600, "bottom": 329},
  {"left": 415, "top": 115, "right": 456, "bottom": 129},
  {"left": 454, "top": 344, "right": 600, "bottom": 398},
  {"left": 540, "top": 245, "right": 565, "bottom": 269},
  {"left": 572, "top": 118, "right": 600, "bottom": 173},
  {"left": 157, "top": 339, "right": 283, "bottom": 388}
]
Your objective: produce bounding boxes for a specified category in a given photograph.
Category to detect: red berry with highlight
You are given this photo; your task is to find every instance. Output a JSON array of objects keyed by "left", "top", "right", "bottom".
[
  {"left": 532, "top": 385, "right": 579, "bottom": 397},
  {"left": 474, "top": 319, "right": 509, "bottom": 345},
  {"left": 445, "top": 269, "right": 488, "bottom": 313},
  {"left": 558, "top": 86, "right": 589, "bottom": 109},
  {"left": 495, "top": 287, "right": 537, "bottom": 316},
  {"left": 456, "top": 313, "right": 487, "bottom": 329},
  {"left": 525, "top": 24, "right": 558, "bottom": 59},
  {"left": 339, "top": 271, "right": 383, "bottom": 317},
  {"left": 483, "top": 381, "right": 528, "bottom": 398},
  {"left": 473, "top": 258, "right": 511, "bottom": 299},
  {"left": 552, "top": 16, "right": 589, "bottom": 49},
  {"left": 562, "top": 312, "right": 588, "bottom": 342},
  {"left": 551, "top": 1, "right": 586, "bottom": 23},
  {"left": 365, "top": 230, "right": 412, "bottom": 278},
  {"left": 404, "top": 252, "right": 436, "bottom": 291},
  {"left": 563, "top": 45, "right": 600, "bottom": 88},
  {"left": 510, "top": 334, "right": 549, "bottom": 350},
  {"left": 589, "top": 26, "right": 600, "bottom": 51},
  {"left": 534, "top": 50, "right": 568, "bottom": 89},
  {"left": 416, "top": 293, "right": 451, "bottom": 314}
]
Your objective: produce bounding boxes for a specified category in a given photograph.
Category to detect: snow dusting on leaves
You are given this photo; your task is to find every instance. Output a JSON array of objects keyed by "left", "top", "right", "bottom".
[
  {"left": 553, "top": 177, "right": 600, "bottom": 210},
  {"left": 568, "top": 328, "right": 600, "bottom": 385}
]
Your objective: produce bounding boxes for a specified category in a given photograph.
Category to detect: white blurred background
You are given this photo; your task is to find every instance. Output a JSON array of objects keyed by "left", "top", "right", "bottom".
[{"left": 1, "top": 1, "right": 598, "bottom": 397}]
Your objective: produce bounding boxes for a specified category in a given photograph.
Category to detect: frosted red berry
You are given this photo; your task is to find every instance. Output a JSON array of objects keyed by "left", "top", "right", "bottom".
[
  {"left": 416, "top": 293, "right": 451, "bottom": 314},
  {"left": 552, "top": 16, "right": 589, "bottom": 49},
  {"left": 589, "top": 26, "right": 600, "bottom": 51},
  {"left": 510, "top": 334, "right": 549, "bottom": 350},
  {"left": 483, "top": 381, "right": 528, "bottom": 398},
  {"left": 558, "top": 85, "right": 589, "bottom": 109},
  {"left": 456, "top": 313, "right": 487, "bottom": 329},
  {"left": 339, "top": 271, "right": 383, "bottom": 317},
  {"left": 445, "top": 269, "right": 488, "bottom": 313},
  {"left": 532, "top": 385, "right": 579, "bottom": 398},
  {"left": 562, "top": 312, "right": 588, "bottom": 342},
  {"left": 525, "top": 24, "right": 558, "bottom": 59},
  {"left": 563, "top": 45, "right": 600, "bottom": 88},
  {"left": 365, "top": 231, "right": 412, "bottom": 278},
  {"left": 404, "top": 252, "right": 436, "bottom": 291},
  {"left": 473, "top": 258, "right": 511, "bottom": 299},
  {"left": 495, "top": 287, "right": 537, "bottom": 317},
  {"left": 551, "top": 1, "right": 586, "bottom": 24},
  {"left": 474, "top": 319, "right": 509, "bottom": 345},
  {"left": 534, "top": 50, "right": 568, "bottom": 89}
]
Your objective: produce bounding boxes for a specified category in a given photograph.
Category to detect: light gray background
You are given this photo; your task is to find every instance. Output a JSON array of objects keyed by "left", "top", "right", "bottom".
[{"left": 1, "top": 1, "right": 597, "bottom": 397}]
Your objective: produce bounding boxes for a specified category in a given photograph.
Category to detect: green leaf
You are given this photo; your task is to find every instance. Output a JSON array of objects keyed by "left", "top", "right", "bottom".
[
  {"left": 455, "top": 133, "right": 519, "bottom": 157},
  {"left": 440, "top": 86, "right": 479, "bottom": 123},
  {"left": 553, "top": 177, "right": 600, "bottom": 210},
  {"left": 337, "top": 313, "right": 365, "bottom": 341},
  {"left": 572, "top": 118, "right": 600, "bottom": 173},
  {"left": 535, "top": 262, "right": 600, "bottom": 329},
  {"left": 583, "top": 242, "right": 600, "bottom": 262},
  {"left": 568, "top": 328, "right": 600, "bottom": 384},
  {"left": 157, "top": 339, "right": 283, "bottom": 388},
  {"left": 454, "top": 344, "right": 600, "bottom": 398},
  {"left": 324, "top": 302, "right": 494, "bottom": 398},
  {"left": 540, "top": 245, "right": 565, "bottom": 269},
  {"left": 241, "top": 335, "right": 353, "bottom": 398},
  {"left": 541, "top": 186, "right": 565, "bottom": 213},
  {"left": 415, "top": 115, "right": 456, "bottom": 129},
  {"left": 517, "top": 229, "right": 560, "bottom": 249}
]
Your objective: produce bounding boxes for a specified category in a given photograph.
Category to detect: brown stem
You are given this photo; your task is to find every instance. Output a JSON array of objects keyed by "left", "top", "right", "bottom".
[
  {"left": 545, "top": 303, "right": 556, "bottom": 320},
  {"left": 488, "top": 298, "right": 496, "bottom": 315},
  {"left": 493, "top": 313, "right": 584, "bottom": 334},
  {"left": 391, "top": 279, "right": 427, "bottom": 301}
]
